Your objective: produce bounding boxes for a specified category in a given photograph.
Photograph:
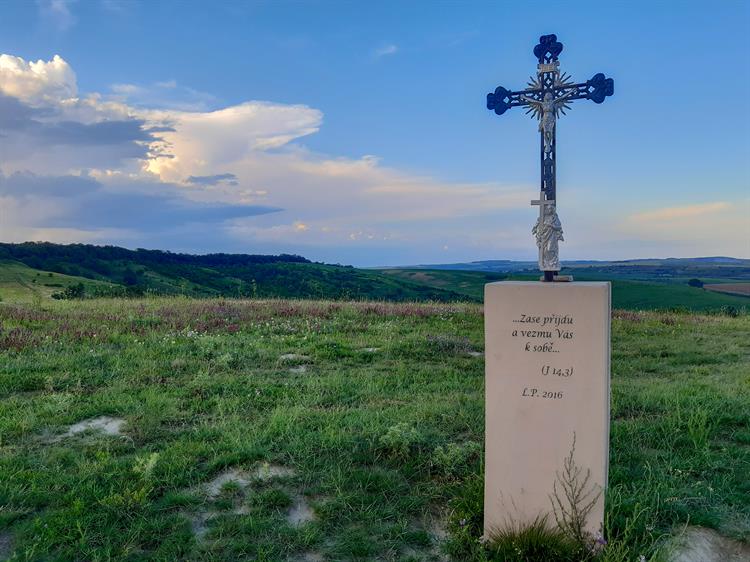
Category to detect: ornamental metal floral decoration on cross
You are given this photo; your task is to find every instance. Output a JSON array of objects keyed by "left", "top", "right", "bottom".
[{"left": 487, "top": 34, "right": 614, "bottom": 281}]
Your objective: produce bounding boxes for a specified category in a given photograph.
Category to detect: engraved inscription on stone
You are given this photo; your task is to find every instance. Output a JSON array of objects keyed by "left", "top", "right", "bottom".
[{"left": 484, "top": 281, "right": 611, "bottom": 537}]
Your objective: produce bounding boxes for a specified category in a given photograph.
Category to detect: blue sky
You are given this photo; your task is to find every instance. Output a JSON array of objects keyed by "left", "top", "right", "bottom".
[{"left": 0, "top": 0, "right": 748, "bottom": 265}]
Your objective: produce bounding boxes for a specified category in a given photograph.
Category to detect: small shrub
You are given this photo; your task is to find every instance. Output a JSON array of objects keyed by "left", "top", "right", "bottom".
[
  {"left": 613, "top": 310, "right": 643, "bottom": 323},
  {"left": 0, "top": 326, "right": 40, "bottom": 351},
  {"left": 431, "top": 441, "right": 482, "bottom": 479},
  {"left": 687, "top": 278, "right": 703, "bottom": 288},
  {"left": 445, "top": 473, "right": 484, "bottom": 556},
  {"left": 686, "top": 407, "right": 713, "bottom": 451},
  {"left": 426, "top": 334, "right": 473, "bottom": 354},
  {"left": 720, "top": 305, "right": 739, "bottom": 318},
  {"left": 378, "top": 422, "right": 422, "bottom": 460},
  {"left": 551, "top": 435, "right": 602, "bottom": 546},
  {"left": 51, "top": 282, "right": 86, "bottom": 300}
]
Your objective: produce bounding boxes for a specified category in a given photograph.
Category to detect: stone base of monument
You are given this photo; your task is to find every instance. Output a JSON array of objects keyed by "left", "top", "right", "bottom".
[{"left": 483, "top": 281, "right": 610, "bottom": 538}]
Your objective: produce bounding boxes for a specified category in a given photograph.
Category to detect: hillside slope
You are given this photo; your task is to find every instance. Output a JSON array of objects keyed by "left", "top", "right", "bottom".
[
  {"left": 0, "top": 243, "right": 465, "bottom": 302},
  {"left": 382, "top": 268, "right": 750, "bottom": 312},
  {"left": 0, "top": 260, "right": 113, "bottom": 303}
]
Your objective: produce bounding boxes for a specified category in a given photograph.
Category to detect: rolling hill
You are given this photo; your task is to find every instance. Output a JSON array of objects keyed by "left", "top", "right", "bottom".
[
  {"left": 381, "top": 268, "right": 750, "bottom": 312},
  {"left": 1, "top": 243, "right": 748, "bottom": 312},
  {"left": 0, "top": 243, "right": 464, "bottom": 303},
  {"left": 389, "top": 256, "right": 750, "bottom": 278},
  {"left": 0, "top": 260, "right": 114, "bottom": 303}
]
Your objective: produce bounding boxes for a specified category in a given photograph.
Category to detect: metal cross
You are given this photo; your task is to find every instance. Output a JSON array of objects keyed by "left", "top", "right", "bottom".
[
  {"left": 486, "top": 34, "right": 613, "bottom": 281},
  {"left": 531, "top": 192, "right": 555, "bottom": 210}
]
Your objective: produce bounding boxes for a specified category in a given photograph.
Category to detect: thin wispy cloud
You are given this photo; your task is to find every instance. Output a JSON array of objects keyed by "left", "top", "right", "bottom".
[
  {"left": 372, "top": 44, "right": 398, "bottom": 59},
  {"left": 186, "top": 173, "right": 239, "bottom": 187},
  {"left": 109, "top": 80, "right": 217, "bottom": 111},
  {"left": 616, "top": 200, "right": 748, "bottom": 259},
  {"left": 37, "top": 0, "right": 76, "bottom": 31},
  {"left": 446, "top": 30, "right": 480, "bottom": 47},
  {"left": 100, "top": 0, "right": 128, "bottom": 14},
  {"left": 629, "top": 202, "right": 730, "bottom": 223}
]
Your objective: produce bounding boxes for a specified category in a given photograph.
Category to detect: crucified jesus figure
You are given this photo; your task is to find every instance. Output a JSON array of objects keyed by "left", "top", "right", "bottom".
[{"left": 520, "top": 91, "right": 574, "bottom": 153}]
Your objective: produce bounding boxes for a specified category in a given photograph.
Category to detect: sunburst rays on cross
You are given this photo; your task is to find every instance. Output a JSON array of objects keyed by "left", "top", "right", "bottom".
[{"left": 522, "top": 72, "right": 575, "bottom": 120}]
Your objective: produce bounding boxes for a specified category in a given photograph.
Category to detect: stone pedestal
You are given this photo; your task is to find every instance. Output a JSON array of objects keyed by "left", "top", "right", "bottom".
[{"left": 483, "top": 281, "right": 610, "bottom": 537}]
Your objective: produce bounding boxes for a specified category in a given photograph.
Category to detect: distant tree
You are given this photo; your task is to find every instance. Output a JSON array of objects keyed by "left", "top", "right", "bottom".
[
  {"left": 52, "top": 282, "right": 85, "bottom": 300},
  {"left": 688, "top": 278, "right": 704, "bottom": 288},
  {"left": 721, "top": 305, "right": 740, "bottom": 318},
  {"left": 123, "top": 268, "right": 139, "bottom": 286}
]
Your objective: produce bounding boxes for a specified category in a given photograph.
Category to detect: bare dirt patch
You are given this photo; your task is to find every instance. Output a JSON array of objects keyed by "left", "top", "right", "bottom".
[
  {"left": 204, "top": 463, "right": 296, "bottom": 499},
  {"left": 289, "top": 365, "right": 308, "bottom": 374},
  {"left": 187, "top": 463, "right": 302, "bottom": 543},
  {"left": 704, "top": 283, "right": 750, "bottom": 297},
  {"left": 188, "top": 511, "right": 211, "bottom": 541},
  {"left": 667, "top": 526, "right": 750, "bottom": 562},
  {"left": 252, "top": 463, "right": 297, "bottom": 481},
  {"left": 427, "top": 514, "right": 448, "bottom": 541},
  {"left": 0, "top": 531, "right": 13, "bottom": 561},
  {"left": 48, "top": 416, "right": 126, "bottom": 442},
  {"left": 403, "top": 510, "right": 450, "bottom": 561},
  {"left": 205, "top": 468, "right": 251, "bottom": 499},
  {"left": 287, "top": 494, "right": 316, "bottom": 527},
  {"left": 280, "top": 353, "right": 309, "bottom": 362},
  {"left": 288, "top": 552, "right": 324, "bottom": 562}
]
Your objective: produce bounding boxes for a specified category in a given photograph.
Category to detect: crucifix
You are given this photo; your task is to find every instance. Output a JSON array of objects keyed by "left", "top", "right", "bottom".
[{"left": 487, "top": 34, "right": 614, "bottom": 281}]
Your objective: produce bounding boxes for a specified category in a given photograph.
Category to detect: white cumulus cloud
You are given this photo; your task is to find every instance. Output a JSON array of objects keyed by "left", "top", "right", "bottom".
[
  {"left": 145, "top": 102, "right": 323, "bottom": 182},
  {"left": 3, "top": 52, "right": 743, "bottom": 263},
  {"left": 0, "top": 54, "right": 77, "bottom": 104},
  {"left": 0, "top": 52, "right": 533, "bottom": 263}
]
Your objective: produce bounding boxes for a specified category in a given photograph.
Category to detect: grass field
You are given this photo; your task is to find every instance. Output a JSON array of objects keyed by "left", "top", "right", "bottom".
[
  {"left": 382, "top": 269, "right": 750, "bottom": 312},
  {"left": 606, "top": 279, "right": 749, "bottom": 311},
  {"left": 0, "top": 298, "right": 748, "bottom": 561},
  {"left": 379, "top": 270, "right": 507, "bottom": 301},
  {"left": 0, "top": 261, "right": 111, "bottom": 304},
  {"left": 3, "top": 252, "right": 749, "bottom": 314},
  {"left": 0, "top": 244, "right": 465, "bottom": 304}
]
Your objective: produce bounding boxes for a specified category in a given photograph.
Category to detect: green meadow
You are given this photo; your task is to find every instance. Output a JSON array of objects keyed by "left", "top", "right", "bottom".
[
  {"left": 0, "top": 261, "right": 111, "bottom": 304},
  {"left": 381, "top": 269, "right": 750, "bottom": 312},
  {"left": 0, "top": 298, "right": 748, "bottom": 561},
  {"left": 3, "top": 245, "right": 749, "bottom": 314}
]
